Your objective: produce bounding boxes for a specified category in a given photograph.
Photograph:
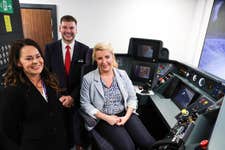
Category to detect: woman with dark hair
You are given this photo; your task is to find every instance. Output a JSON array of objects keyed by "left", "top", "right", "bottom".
[{"left": 0, "top": 39, "right": 68, "bottom": 150}]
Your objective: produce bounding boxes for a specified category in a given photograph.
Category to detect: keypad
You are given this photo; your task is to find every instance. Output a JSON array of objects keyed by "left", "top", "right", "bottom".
[{"left": 0, "top": 44, "right": 10, "bottom": 69}]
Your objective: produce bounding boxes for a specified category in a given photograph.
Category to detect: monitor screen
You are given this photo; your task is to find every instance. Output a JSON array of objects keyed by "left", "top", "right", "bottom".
[
  {"left": 173, "top": 85, "right": 195, "bottom": 109},
  {"left": 128, "top": 38, "right": 162, "bottom": 62},
  {"left": 130, "top": 61, "right": 156, "bottom": 87},
  {"left": 134, "top": 65, "right": 151, "bottom": 79},
  {"left": 137, "top": 45, "right": 153, "bottom": 58}
]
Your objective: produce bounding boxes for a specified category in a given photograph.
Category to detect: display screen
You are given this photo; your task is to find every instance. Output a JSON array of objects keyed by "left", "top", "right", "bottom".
[
  {"left": 130, "top": 62, "right": 155, "bottom": 86},
  {"left": 134, "top": 65, "right": 151, "bottom": 79},
  {"left": 173, "top": 85, "right": 195, "bottom": 108},
  {"left": 198, "top": 0, "right": 225, "bottom": 81},
  {"left": 137, "top": 45, "right": 154, "bottom": 58}
]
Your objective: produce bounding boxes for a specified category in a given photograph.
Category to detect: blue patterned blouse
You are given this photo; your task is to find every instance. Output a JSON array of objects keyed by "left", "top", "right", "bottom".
[{"left": 101, "top": 77, "right": 125, "bottom": 115}]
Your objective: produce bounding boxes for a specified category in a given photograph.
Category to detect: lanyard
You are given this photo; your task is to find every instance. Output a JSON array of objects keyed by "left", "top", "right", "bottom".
[{"left": 42, "top": 81, "right": 48, "bottom": 102}]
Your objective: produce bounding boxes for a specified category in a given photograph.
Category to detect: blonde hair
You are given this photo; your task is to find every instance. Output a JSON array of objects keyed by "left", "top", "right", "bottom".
[{"left": 92, "top": 42, "right": 118, "bottom": 68}]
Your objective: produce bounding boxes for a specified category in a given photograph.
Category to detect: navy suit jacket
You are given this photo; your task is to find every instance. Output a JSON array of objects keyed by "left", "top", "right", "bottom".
[{"left": 45, "top": 40, "right": 89, "bottom": 102}]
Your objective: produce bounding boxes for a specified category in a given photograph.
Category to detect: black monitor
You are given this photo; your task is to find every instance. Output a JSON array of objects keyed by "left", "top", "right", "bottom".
[
  {"left": 130, "top": 61, "right": 157, "bottom": 89},
  {"left": 128, "top": 37, "right": 163, "bottom": 62}
]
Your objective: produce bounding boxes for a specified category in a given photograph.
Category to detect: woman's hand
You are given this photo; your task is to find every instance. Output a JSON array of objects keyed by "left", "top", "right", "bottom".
[
  {"left": 105, "top": 115, "right": 121, "bottom": 125},
  {"left": 95, "top": 111, "right": 121, "bottom": 126},
  {"left": 116, "top": 107, "right": 134, "bottom": 126},
  {"left": 116, "top": 115, "right": 129, "bottom": 126}
]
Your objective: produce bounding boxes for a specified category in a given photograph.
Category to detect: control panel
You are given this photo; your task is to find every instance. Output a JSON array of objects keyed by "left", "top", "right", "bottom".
[
  {"left": 151, "top": 60, "right": 225, "bottom": 150},
  {"left": 177, "top": 63, "right": 225, "bottom": 101}
]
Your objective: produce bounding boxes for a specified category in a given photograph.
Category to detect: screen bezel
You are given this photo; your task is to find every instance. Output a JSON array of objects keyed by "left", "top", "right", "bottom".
[{"left": 128, "top": 37, "right": 162, "bottom": 62}]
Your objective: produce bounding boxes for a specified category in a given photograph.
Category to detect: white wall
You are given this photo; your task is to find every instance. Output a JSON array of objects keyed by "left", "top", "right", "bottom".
[{"left": 19, "top": 0, "right": 214, "bottom": 67}]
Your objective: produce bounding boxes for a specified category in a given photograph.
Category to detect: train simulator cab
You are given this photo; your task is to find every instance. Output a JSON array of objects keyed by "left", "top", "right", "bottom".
[
  {"left": 115, "top": 37, "right": 225, "bottom": 150},
  {"left": 0, "top": 1, "right": 225, "bottom": 150},
  {"left": 1, "top": 36, "right": 224, "bottom": 150}
]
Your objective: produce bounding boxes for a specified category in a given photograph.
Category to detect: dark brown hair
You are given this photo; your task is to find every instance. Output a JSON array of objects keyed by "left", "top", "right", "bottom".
[
  {"left": 60, "top": 15, "right": 77, "bottom": 25},
  {"left": 3, "top": 38, "right": 61, "bottom": 92}
]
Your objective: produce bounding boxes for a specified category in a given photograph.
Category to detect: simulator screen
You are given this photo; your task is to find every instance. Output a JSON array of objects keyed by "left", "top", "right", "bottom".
[{"left": 199, "top": 0, "right": 225, "bottom": 81}]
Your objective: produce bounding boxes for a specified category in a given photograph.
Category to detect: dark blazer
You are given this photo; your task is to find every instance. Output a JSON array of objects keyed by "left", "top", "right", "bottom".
[
  {"left": 45, "top": 40, "right": 90, "bottom": 147},
  {"left": 45, "top": 40, "right": 89, "bottom": 102},
  {"left": 0, "top": 80, "right": 68, "bottom": 150}
]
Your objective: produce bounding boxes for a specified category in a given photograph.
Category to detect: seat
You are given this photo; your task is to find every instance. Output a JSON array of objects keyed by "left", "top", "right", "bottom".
[
  {"left": 79, "top": 109, "right": 114, "bottom": 150},
  {"left": 80, "top": 49, "right": 114, "bottom": 150}
]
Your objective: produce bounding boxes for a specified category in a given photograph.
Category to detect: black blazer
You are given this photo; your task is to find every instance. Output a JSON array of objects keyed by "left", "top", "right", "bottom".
[
  {"left": 0, "top": 81, "right": 68, "bottom": 150},
  {"left": 45, "top": 40, "right": 89, "bottom": 102}
]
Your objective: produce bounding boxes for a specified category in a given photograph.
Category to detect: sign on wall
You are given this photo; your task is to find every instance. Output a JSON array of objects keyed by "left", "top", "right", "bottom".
[{"left": 0, "top": 0, "right": 13, "bottom": 14}]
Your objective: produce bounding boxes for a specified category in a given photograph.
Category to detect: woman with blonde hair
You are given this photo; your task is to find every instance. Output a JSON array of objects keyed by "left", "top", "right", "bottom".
[{"left": 80, "top": 42, "right": 155, "bottom": 150}]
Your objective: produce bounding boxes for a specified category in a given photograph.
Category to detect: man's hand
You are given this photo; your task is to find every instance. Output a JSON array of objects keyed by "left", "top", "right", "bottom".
[{"left": 59, "top": 95, "right": 74, "bottom": 108}]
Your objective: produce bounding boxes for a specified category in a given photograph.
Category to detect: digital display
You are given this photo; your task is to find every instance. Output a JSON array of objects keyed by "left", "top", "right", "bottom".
[
  {"left": 137, "top": 45, "right": 153, "bottom": 58},
  {"left": 173, "top": 85, "right": 195, "bottom": 108},
  {"left": 130, "top": 62, "right": 156, "bottom": 86},
  {"left": 198, "top": 0, "right": 225, "bottom": 81},
  {"left": 134, "top": 65, "right": 151, "bottom": 79}
]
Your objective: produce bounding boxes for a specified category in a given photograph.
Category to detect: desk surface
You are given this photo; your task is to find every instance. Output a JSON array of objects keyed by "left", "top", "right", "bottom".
[
  {"left": 150, "top": 94, "right": 180, "bottom": 128},
  {"left": 134, "top": 86, "right": 180, "bottom": 128}
]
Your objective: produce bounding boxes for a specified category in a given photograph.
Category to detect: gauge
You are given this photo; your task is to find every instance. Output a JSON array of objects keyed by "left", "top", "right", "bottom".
[
  {"left": 198, "top": 78, "right": 205, "bottom": 87},
  {"left": 192, "top": 74, "right": 198, "bottom": 81}
]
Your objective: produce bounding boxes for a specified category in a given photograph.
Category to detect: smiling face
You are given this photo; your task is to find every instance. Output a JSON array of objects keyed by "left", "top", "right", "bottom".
[
  {"left": 17, "top": 45, "right": 44, "bottom": 79},
  {"left": 95, "top": 50, "right": 114, "bottom": 74},
  {"left": 59, "top": 21, "right": 77, "bottom": 44}
]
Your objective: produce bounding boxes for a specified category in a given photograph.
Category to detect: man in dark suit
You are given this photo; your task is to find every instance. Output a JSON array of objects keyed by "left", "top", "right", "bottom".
[{"left": 45, "top": 15, "right": 90, "bottom": 150}]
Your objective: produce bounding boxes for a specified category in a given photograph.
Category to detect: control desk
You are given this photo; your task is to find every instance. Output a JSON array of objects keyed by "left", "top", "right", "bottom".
[{"left": 133, "top": 60, "right": 225, "bottom": 150}]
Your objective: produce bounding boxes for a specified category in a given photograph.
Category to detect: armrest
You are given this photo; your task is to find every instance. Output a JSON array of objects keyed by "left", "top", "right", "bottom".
[{"left": 79, "top": 109, "right": 97, "bottom": 127}]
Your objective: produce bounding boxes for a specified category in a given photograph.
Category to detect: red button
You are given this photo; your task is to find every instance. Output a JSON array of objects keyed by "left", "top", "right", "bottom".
[{"left": 200, "top": 140, "right": 208, "bottom": 149}]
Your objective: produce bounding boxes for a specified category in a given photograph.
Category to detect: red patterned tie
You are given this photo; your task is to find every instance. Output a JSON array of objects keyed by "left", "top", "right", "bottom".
[{"left": 65, "top": 45, "right": 71, "bottom": 75}]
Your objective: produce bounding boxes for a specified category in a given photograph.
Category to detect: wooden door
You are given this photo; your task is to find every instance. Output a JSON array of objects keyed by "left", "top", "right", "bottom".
[{"left": 20, "top": 8, "right": 53, "bottom": 54}]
